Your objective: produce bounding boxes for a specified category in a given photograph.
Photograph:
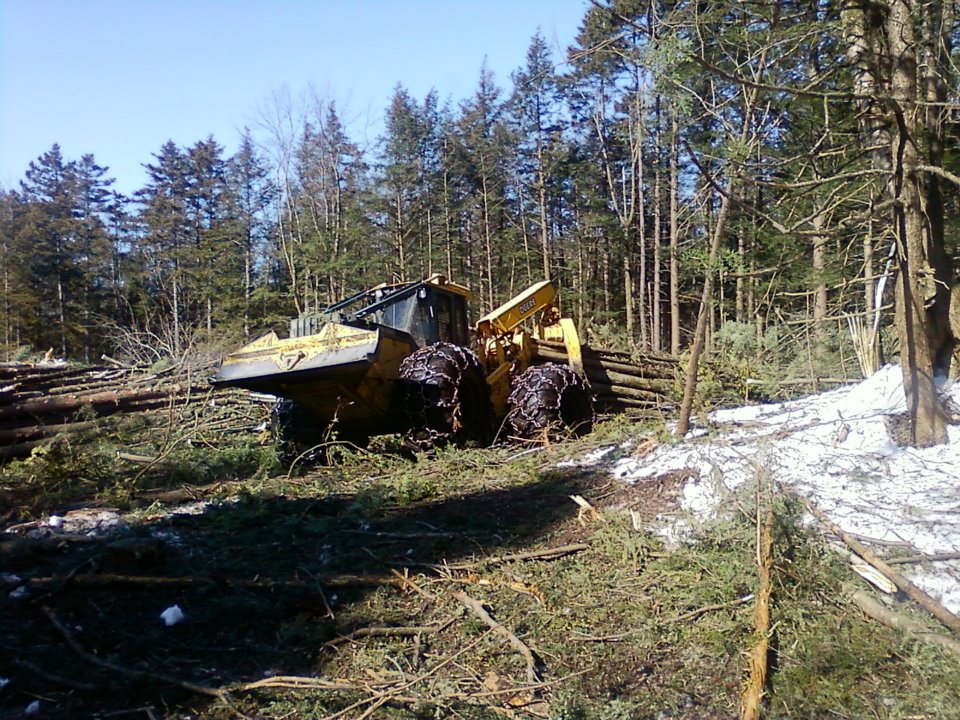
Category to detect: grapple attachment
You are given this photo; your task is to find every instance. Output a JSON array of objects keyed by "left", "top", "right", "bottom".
[{"left": 212, "top": 322, "right": 415, "bottom": 434}]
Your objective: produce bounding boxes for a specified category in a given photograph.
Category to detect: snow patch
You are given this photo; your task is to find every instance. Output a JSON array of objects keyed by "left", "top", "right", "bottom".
[
  {"left": 611, "top": 365, "right": 960, "bottom": 611},
  {"left": 557, "top": 444, "right": 620, "bottom": 468},
  {"left": 160, "top": 604, "right": 185, "bottom": 626},
  {"left": 26, "top": 509, "right": 124, "bottom": 538}
]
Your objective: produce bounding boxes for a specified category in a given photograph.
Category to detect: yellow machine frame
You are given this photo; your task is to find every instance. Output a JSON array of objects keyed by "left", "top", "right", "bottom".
[{"left": 474, "top": 280, "right": 585, "bottom": 417}]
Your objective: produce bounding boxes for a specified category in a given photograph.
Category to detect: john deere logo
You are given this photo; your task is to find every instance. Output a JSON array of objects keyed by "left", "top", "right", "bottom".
[{"left": 279, "top": 351, "right": 306, "bottom": 370}]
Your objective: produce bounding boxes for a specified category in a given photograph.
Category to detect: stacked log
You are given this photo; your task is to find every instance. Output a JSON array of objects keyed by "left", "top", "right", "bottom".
[
  {"left": 531, "top": 340, "right": 678, "bottom": 416},
  {"left": 0, "top": 362, "right": 269, "bottom": 464}
]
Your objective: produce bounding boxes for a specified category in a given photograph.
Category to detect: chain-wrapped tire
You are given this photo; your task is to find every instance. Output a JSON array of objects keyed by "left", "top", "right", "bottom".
[
  {"left": 271, "top": 398, "right": 323, "bottom": 463},
  {"left": 398, "top": 342, "right": 492, "bottom": 449},
  {"left": 507, "top": 363, "right": 594, "bottom": 440}
]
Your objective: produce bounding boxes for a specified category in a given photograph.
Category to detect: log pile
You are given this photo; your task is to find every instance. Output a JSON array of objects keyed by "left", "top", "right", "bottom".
[
  {"left": 531, "top": 339, "right": 678, "bottom": 416},
  {"left": 0, "top": 362, "right": 270, "bottom": 464}
]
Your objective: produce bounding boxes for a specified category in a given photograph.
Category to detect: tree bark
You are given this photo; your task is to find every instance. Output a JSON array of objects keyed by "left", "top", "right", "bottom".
[
  {"left": 676, "top": 187, "right": 733, "bottom": 435},
  {"left": 670, "top": 115, "right": 681, "bottom": 355},
  {"left": 887, "top": 0, "right": 948, "bottom": 446}
]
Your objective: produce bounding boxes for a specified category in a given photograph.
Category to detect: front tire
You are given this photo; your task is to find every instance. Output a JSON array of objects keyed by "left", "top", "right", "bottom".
[
  {"left": 271, "top": 398, "right": 321, "bottom": 463},
  {"left": 398, "top": 342, "right": 492, "bottom": 450},
  {"left": 507, "top": 364, "right": 594, "bottom": 441}
]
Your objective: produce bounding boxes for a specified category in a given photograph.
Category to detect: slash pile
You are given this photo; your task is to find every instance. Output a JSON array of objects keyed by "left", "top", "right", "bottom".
[{"left": 0, "top": 362, "right": 268, "bottom": 464}]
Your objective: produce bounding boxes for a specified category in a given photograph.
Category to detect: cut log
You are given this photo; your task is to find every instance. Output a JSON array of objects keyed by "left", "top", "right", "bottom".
[
  {"left": 588, "top": 381, "right": 669, "bottom": 402},
  {"left": 595, "top": 396, "right": 669, "bottom": 409},
  {"left": 0, "top": 386, "right": 184, "bottom": 423},
  {"left": 0, "top": 419, "right": 105, "bottom": 444},
  {"left": 534, "top": 339, "right": 678, "bottom": 367},
  {"left": 585, "top": 369, "right": 674, "bottom": 394},
  {"left": 535, "top": 345, "right": 675, "bottom": 378},
  {"left": 0, "top": 366, "right": 102, "bottom": 383}
]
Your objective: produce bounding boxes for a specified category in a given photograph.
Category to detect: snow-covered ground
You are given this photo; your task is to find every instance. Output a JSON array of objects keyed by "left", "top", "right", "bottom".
[{"left": 610, "top": 365, "right": 960, "bottom": 612}]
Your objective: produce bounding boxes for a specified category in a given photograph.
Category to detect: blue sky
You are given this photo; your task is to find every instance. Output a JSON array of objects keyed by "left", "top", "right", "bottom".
[{"left": 1, "top": 0, "right": 587, "bottom": 196}]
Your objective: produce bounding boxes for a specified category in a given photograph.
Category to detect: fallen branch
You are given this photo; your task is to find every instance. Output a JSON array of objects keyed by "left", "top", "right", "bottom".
[
  {"left": 886, "top": 552, "right": 960, "bottom": 565},
  {"left": 433, "top": 543, "right": 589, "bottom": 571},
  {"left": 116, "top": 451, "right": 163, "bottom": 464},
  {"left": 454, "top": 591, "right": 542, "bottom": 684},
  {"left": 0, "top": 385, "right": 184, "bottom": 422},
  {"left": 851, "top": 590, "right": 960, "bottom": 659},
  {"left": 235, "top": 676, "right": 367, "bottom": 691},
  {"left": 570, "top": 495, "right": 602, "bottom": 525},
  {"left": 390, "top": 568, "right": 437, "bottom": 600},
  {"left": 324, "top": 616, "right": 456, "bottom": 648},
  {"left": 239, "top": 670, "right": 585, "bottom": 699},
  {"left": 796, "top": 493, "right": 960, "bottom": 635},
  {"left": 846, "top": 531, "right": 916, "bottom": 548},
  {"left": 312, "top": 631, "right": 495, "bottom": 720}
]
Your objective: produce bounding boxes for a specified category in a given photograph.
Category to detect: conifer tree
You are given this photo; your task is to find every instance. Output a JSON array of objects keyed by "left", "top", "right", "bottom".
[
  {"left": 228, "top": 130, "right": 277, "bottom": 337},
  {"left": 509, "top": 32, "right": 567, "bottom": 285},
  {"left": 457, "top": 62, "right": 515, "bottom": 310},
  {"left": 137, "top": 141, "right": 192, "bottom": 354}
]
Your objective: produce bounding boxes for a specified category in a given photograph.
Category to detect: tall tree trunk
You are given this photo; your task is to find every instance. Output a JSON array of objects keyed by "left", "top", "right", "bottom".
[
  {"left": 670, "top": 116, "right": 680, "bottom": 355},
  {"left": 395, "top": 192, "right": 406, "bottom": 281},
  {"left": 812, "top": 218, "right": 829, "bottom": 346},
  {"left": 864, "top": 217, "right": 875, "bottom": 329},
  {"left": 602, "top": 236, "right": 610, "bottom": 316},
  {"left": 517, "top": 180, "right": 534, "bottom": 284},
  {"left": 243, "top": 236, "right": 252, "bottom": 339},
  {"left": 2, "top": 234, "right": 9, "bottom": 356},
  {"left": 172, "top": 274, "right": 181, "bottom": 357},
  {"left": 481, "top": 173, "right": 495, "bottom": 311},
  {"left": 652, "top": 151, "right": 662, "bottom": 353},
  {"left": 576, "top": 229, "right": 585, "bottom": 329},
  {"left": 736, "top": 229, "right": 746, "bottom": 323},
  {"left": 537, "top": 153, "right": 551, "bottom": 281},
  {"left": 57, "top": 275, "right": 66, "bottom": 357},
  {"left": 677, "top": 187, "right": 733, "bottom": 435},
  {"left": 426, "top": 207, "right": 434, "bottom": 276},
  {"left": 624, "top": 249, "right": 634, "bottom": 342},
  {"left": 887, "top": 0, "right": 948, "bottom": 446},
  {"left": 443, "top": 160, "right": 453, "bottom": 278}
]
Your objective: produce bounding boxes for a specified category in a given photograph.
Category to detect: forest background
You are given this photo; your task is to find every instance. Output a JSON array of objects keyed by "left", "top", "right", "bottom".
[{"left": 1, "top": 0, "right": 957, "bottom": 440}]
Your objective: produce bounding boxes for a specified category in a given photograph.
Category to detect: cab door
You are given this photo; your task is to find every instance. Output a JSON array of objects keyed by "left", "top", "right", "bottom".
[{"left": 435, "top": 291, "right": 469, "bottom": 345}]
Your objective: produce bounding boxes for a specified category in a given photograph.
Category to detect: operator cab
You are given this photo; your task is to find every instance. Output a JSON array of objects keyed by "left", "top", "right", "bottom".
[
  {"left": 292, "top": 275, "right": 471, "bottom": 348},
  {"left": 366, "top": 283, "right": 469, "bottom": 347}
]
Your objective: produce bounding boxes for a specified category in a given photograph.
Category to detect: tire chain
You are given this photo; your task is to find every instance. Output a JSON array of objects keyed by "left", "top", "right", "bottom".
[
  {"left": 507, "top": 364, "right": 594, "bottom": 439},
  {"left": 399, "top": 342, "right": 485, "bottom": 449},
  {"left": 271, "top": 398, "right": 321, "bottom": 462}
]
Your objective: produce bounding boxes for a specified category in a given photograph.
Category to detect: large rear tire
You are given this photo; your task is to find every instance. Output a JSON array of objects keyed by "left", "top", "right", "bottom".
[
  {"left": 507, "top": 364, "right": 594, "bottom": 441},
  {"left": 398, "top": 342, "right": 492, "bottom": 449}
]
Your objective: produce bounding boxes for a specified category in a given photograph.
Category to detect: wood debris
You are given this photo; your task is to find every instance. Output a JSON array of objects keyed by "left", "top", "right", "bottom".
[{"left": 0, "top": 360, "right": 270, "bottom": 464}]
